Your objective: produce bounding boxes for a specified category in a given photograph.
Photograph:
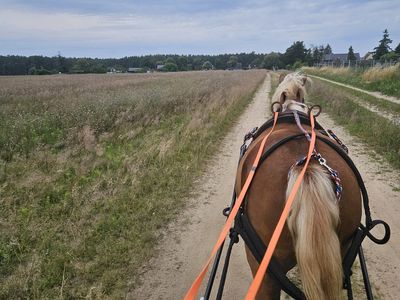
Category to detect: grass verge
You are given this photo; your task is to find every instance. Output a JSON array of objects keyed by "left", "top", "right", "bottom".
[
  {"left": 303, "top": 65, "right": 400, "bottom": 98},
  {"left": 309, "top": 77, "right": 400, "bottom": 169},
  {"left": 311, "top": 77, "right": 400, "bottom": 118}
]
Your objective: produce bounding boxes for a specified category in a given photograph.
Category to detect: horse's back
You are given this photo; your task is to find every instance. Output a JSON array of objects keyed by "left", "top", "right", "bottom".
[{"left": 236, "top": 125, "right": 362, "bottom": 268}]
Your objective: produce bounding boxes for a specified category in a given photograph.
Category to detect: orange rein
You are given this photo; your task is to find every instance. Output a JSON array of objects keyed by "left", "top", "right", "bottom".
[
  {"left": 245, "top": 112, "right": 316, "bottom": 299},
  {"left": 184, "top": 111, "right": 316, "bottom": 300}
]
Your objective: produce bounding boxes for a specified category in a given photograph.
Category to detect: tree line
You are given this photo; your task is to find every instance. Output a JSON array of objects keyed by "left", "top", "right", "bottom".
[
  {"left": 0, "top": 52, "right": 277, "bottom": 75},
  {"left": 0, "top": 47, "right": 324, "bottom": 75},
  {"left": 1, "top": 29, "right": 399, "bottom": 75}
]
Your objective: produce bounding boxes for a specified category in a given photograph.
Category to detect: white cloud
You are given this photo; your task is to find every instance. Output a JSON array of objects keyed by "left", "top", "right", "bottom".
[{"left": 0, "top": 0, "right": 399, "bottom": 57}]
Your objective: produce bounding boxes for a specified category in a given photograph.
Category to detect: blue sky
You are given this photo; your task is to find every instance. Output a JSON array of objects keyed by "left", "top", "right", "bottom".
[{"left": 1, "top": 0, "right": 399, "bottom": 58}]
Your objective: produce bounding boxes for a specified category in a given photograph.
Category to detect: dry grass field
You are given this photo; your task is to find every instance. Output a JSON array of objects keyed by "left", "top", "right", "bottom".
[{"left": 0, "top": 70, "right": 266, "bottom": 298}]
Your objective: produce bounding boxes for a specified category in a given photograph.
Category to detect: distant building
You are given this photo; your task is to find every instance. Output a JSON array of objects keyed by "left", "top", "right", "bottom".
[
  {"left": 363, "top": 52, "right": 374, "bottom": 60},
  {"left": 107, "top": 67, "right": 117, "bottom": 74},
  {"left": 322, "top": 53, "right": 361, "bottom": 65},
  {"left": 156, "top": 64, "right": 165, "bottom": 71},
  {"left": 128, "top": 67, "right": 144, "bottom": 73}
]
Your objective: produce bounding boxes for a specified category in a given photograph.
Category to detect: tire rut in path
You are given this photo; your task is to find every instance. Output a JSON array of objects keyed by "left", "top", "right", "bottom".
[{"left": 308, "top": 74, "right": 400, "bottom": 105}]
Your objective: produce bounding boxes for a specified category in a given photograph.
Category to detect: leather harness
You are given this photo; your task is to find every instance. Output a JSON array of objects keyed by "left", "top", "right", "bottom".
[
  {"left": 192, "top": 111, "right": 391, "bottom": 300},
  {"left": 231, "top": 112, "right": 390, "bottom": 300}
]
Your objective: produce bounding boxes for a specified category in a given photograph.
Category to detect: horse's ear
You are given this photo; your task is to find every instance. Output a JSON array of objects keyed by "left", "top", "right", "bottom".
[
  {"left": 278, "top": 74, "right": 286, "bottom": 84},
  {"left": 301, "top": 76, "right": 308, "bottom": 86},
  {"left": 296, "top": 90, "right": 305, "bottom": 103},
  {"left": 280, "top": 92, "right": 287, "bottom": 104}
]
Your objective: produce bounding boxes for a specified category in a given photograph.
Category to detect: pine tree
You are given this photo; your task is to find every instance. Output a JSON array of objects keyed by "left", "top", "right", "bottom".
[
  {"left": 395, "top": 42, "right": 400, "bottom": 55},
  {"left": 347, "top": 46, "right": 356, "bottom": 61},
  {"left": 373, "top": 29, "right": 392, "bottom": 60},
  {"left": 324, "top": 44, "right": 332, "bottom": 54}
]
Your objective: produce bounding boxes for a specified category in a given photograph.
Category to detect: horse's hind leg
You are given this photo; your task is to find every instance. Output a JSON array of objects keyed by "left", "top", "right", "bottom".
[{"left": 245, "top": 247, "right": 281, "bottom": 300}]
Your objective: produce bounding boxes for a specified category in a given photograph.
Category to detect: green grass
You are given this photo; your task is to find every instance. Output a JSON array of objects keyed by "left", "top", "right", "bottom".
[
  {"left": 309, "top": 77, "right": 400, "bottom": 169},
  {"left": 312, "top": 78, "right": 400, "bottom": 117},
  {"left": 304, "top": 65, "right": 400, "bottom": 98},
  {"left": 0, "top": 71, "right": 266, "bottom": 298}
]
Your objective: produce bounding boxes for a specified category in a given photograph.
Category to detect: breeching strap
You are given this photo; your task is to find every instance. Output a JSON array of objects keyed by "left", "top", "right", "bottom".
[
  {"left": 245, "top": 112, "right": 316, "bottom": 300},
  {"left": 184, "top": 112, "right": 279, "bottom": 300}
]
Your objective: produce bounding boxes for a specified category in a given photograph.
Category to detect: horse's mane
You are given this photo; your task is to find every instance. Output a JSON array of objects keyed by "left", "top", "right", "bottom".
[{"left": 272, "top": 72, "right": 312, "bottom": 104}]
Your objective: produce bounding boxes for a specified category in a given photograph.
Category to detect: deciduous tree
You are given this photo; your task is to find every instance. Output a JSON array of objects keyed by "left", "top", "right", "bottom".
[
  {"left": 227, "top": 56, "right": 238, "bottom": 69},
  {"left": 282, "top": 41, "right": 307, "bottom": 67},
  {"left": 262, "top": 53, "right": 283, "bottom": 70},
  {"left": 202, "top": 61, "right": 213, "bottom": 70}
]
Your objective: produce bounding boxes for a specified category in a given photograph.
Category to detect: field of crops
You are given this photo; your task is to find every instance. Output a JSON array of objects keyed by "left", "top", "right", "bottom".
[{"left": 0, "top": 70, "right": 266, "bottom": 298}]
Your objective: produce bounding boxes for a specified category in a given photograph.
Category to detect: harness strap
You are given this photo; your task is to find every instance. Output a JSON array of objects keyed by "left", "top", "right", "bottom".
[
  {"left": 245, "top": 113, "right": 316, "bottom": 300},
  {"left": 234, "top": 213, "right": 306, "bottom": 299},
  {"left": 236, "top": 131, "right": 390, "bottom": 300},
  {"left": 258, "top": 133, "right": 373, "bottom": 228},
  {"left": 328, "top": 129, "right": 349, "bottom": 153},
  {"left": 253, "top": 111, "right": 326, "bottom": 139},
  {"left": 293, "top": 110, "right": 311, "bottom": 141},
  {"left": 291, "top": 152, "right": 343, "bottom": 201},
  {"left": 184, "top": 112, "right": 279, "bottom": 300}
]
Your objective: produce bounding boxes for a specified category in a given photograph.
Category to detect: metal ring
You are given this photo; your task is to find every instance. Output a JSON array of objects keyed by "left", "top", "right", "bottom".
[
  {"left": 222, "top": 207, "right": 231, "bottom": 217},
  {"left": 271, "top": 101, "right": 282, "bottom": 113},
  {"left": 309, "top": 105, "right": 321, "bottom": 117}
]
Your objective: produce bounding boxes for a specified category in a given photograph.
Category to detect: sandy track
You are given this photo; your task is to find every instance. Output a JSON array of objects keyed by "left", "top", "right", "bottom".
[
  {"left": 348, "top": 96, "right": 400, "bottom": 125},
  {"left": 130, "top": 73, "right": 399, "bottom": 299},
  {"left": 308, "top": 74, "right": 400, "bottom": 105}
]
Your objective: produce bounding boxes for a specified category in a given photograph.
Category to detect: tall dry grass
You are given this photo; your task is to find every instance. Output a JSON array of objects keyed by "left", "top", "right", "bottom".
[
  {"left": 0, "top": 70, "right": 266, "bottom": 298},
  {"left": 319, "top": 66, "right": 351, "bottom": 76},
  {"left": 362, "top": 63, "right": 400, "bottom": 82}
]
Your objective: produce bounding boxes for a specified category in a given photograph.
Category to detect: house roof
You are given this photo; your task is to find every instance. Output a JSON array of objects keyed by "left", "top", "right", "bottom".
[
  {"left": 323, "top": 53, "right": 361, "bottom": 61},
  {"left": 363, "top": 52, "right": 374, "bottom": 60}
]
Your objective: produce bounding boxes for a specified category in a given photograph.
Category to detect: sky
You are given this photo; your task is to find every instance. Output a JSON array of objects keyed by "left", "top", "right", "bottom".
[{"left": 1, "top": 0, "right": 399, "bottom": 58}]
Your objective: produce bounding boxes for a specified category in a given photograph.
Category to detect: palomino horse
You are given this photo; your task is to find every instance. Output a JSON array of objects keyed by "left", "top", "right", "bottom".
[{"left": 235, "top": 73, "right": 362, "bottom": 299}]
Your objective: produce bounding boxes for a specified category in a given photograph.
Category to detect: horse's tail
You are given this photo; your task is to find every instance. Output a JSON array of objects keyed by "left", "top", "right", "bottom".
[{"left": 286, "top": 163, "right": 342, "bottom": 300}]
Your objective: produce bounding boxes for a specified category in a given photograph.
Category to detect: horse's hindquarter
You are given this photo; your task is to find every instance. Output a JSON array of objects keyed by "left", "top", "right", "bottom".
[{"left": 236, "top": 124, "right": 362, "bottom": 270}]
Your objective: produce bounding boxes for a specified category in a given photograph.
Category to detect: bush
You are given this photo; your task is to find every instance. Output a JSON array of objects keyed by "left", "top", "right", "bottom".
[
  {"left": 162, "top": 62, "right": 178, "bottom": 72},
  {"left": 293, "top": 61, "right": 303, "bottom": 70}
]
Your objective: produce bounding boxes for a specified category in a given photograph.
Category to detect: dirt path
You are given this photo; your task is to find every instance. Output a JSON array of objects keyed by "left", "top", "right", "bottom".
[
  {"left": 309, "top": 74, "right": 400, "bottom": 105},
  {"left": 130, "top": 73, "right": 400, "bottom": 299},
  {"left": 348, "top": 95, "right": 400, "bottom": 125}
]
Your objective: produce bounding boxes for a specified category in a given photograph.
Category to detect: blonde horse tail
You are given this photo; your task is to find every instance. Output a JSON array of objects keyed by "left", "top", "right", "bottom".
[{"left": 287, "top": 163, "right": 342, "bottom": 300}]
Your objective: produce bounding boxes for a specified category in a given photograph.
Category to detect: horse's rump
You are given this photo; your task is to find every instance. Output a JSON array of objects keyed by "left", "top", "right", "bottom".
[{"left": 235, "top": 124, "right": 362, "bottom": 299}]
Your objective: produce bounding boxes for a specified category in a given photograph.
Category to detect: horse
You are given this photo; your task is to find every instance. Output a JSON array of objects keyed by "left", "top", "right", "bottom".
[{"left": 235, "top": 73, "right": 362, "bottom": 300}]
